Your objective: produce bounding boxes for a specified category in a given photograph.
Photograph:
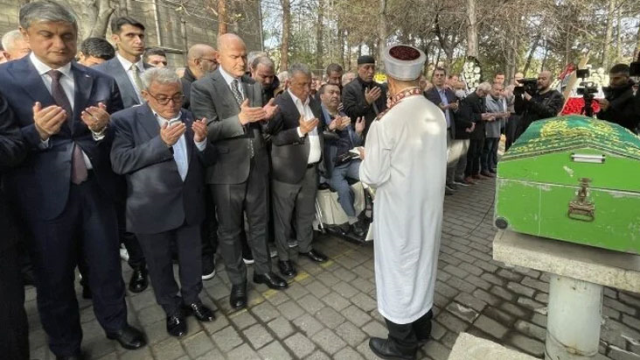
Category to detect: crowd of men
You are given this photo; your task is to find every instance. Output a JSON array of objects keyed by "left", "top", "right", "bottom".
[{"left": 1, "top": 1, "right": 640, "bottom": 360}]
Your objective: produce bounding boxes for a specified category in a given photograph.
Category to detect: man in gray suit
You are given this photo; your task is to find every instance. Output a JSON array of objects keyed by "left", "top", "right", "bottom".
[
  {"left": 94, "top": 15, "right": 151, "bottom": 294},
  {"left": 111, "top": 68, "right": 215, "bottom": 338},
  {"left": 268, "top": 63, "right": 330, "bottom": 279},
  {"left": 190, "top": 33, "right": 286, "bottom": 310}
]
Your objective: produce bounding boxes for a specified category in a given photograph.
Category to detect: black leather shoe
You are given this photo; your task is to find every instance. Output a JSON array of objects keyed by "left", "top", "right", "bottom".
[
  {"left": 166, "top": 315, "right": 187, "bottom": 337},
  {"left": 183, "top": 303, "right": 215, "bottom": 322},
  {"left": 369, "top": 337, "right": 416, "bottom": 360},
  {"left": 278, "top": 260, "right": 297, "bottom": 278},
  {"left": 56, "top": 354, "right": 84, "bottom": 360},
  {"left": 299, "top": 249, "right": 328, "bottom": 263},
  {"left": 254, "top": 272, "right": 288, "bottom": 290},
  {"left": 202, "top": 256, "right": 216, "bottom": 281},
  {"left": 350, "top": 222, "right": 366, "bottom": 238},
  {"left": 128, "top": 267, "right": 148, "bottom": 293},
  {"left": 106, "top": 324, "right": 147, "bottom": 350},
  {"left": 230, "top": 283, "right": 247, "bottom": 310}
]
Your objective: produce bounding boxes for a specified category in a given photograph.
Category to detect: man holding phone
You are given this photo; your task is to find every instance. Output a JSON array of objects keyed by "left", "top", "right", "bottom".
[{"left": 425, "top": 67, "right": 459, "bottom": 195}]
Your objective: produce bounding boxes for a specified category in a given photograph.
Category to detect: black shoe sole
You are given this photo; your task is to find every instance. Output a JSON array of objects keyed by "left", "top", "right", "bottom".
[{"left": 368, "top": 344, "right": 415, "bottom": 360}]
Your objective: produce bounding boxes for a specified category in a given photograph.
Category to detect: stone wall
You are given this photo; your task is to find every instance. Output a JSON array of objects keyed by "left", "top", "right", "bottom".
[{"left": 0, "top": 0, "right": 263, "bottom": 67}]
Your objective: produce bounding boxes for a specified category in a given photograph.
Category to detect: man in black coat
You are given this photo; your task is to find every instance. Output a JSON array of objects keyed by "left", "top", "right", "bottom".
[
  {"left": 268, "top": 63, "right": 330, "bottom": 279},
  {"left": 342, "top": 55, "right": 387, "bottom": 139},
  {"left": 514, "top": 70, "right": 564, "bottom": 139},
  {"left": 459, "top": 83, "right": 494, "bottom": 182},
  {"left": 0, "top": 93, "right": 29, "bottom": 360},
  {"left": 181, "top": 44, "right": 218, "bottom": 110},
  {"left": 597, "top": 64, "right": 640, "bottom": 134}
]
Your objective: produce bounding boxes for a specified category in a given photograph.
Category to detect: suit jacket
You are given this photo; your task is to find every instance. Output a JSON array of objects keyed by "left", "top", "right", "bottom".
[
  {"left": 424, "top": 87, "right": 458, "bottom": 139},
  {"left": 110, "top": 104, "right": 212, "bottom": 234},
  {"left": 342, "top": 78, "right": 387, "bottom": 139},
  {"left": 0, "top": 57, "right": 124, "bottom": 220},
  {"left": 181, "top": 67, "right": 198, "bottom": 110},
  {"left": 190, "top": 69, "right": 269, "bottom": 185},
  {"left": 94, "top": 57, "right": 152, "bottom": 109},
  {"left": 0, "top": 94, "right": 26, "bottom": 252},
  {"left": 320, "top": 105, "right": 362, "bottom": 177},
  {"left": 460, "top": 92, "right": 487, "bottom": 140},
  {"left": 268, "top": 91, "right": 327, "bottom": 184}
]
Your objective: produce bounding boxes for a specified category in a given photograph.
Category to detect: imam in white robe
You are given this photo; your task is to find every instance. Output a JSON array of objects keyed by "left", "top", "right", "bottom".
[{"left": 360, "top": 93, "right": 447, "bottom": 324}]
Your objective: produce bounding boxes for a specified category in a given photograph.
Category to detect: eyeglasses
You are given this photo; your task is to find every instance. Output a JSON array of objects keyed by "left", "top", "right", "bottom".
[
  {"left": 201, "top": 57, "right": 218, "bottom": 64},
  {"left": 147, "top": 92, "right": 184, "bottom": 105}
]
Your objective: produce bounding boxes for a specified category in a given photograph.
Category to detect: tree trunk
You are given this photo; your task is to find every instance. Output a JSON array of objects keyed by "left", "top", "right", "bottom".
[
  {"left": 615, "top": 5, "right": 621, "bottom": 63},
  {"left": 280, "top": 0, "right": 291, "bottom": 70},
  {"left": 377, "top": 0, "right": 388, "bottom": 69},
  {"left": 338, "top": 28, "right": 344, "bottom": 68},
  {"left": 466, "top": 0, "right": 478, "bottom": 58},
  {"left": 635, "top": 22, "right": 640, "bottom": 60},
  {"left": 315, "top": 0, "right": 324, "bottom": 70},
  {"left": 602, "top": 0, "right": 616, "bottom": 69},
  {"left": 523, "top": 32, "right": 542, "bottom": 75},
  {"left": 540, "top": 40, "right": 549, "bottom": 72},
  {"left": 218, "top": 0, "right": 227, "bottom": 35}
]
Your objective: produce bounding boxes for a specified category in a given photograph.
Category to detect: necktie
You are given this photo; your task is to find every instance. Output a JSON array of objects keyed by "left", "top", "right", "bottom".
[
  {"left": 230, "top": 79, "right": 244, "bottom": 106},
  {"left": 130, "top": 64, "right": 144, "bottom": 99},
  {"left": 48, "top": 70, "right": 88, "bottom": 184}
]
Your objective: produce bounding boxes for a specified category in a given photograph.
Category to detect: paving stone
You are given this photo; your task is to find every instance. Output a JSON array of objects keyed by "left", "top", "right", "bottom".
[
  {"left": 439, "top": 253, "right": 462, "bottom": 266},
  {"left": 531, "top": 313, "right": 547, "bottom": 328},
  {"left": 153, "top": 337, "right": 186, "bottom": 360},
  {"left": 609, "top": 346, "right": 640, "bottom": 360},
  {"left": 284, "top": 333, "right": 317, "bottom": 358},
  {"left": 138, "top": 305, "right": 166, "bottom": 326},
  {"left": 306, "top": 281, "right": 332, "bottom": 298},
  {"left": 250, "top": 301, "right": 280, "bottom": 323},
  {"left": 447, "top": 276, "right": 477, "bottom": 293},
  {"left": 472, "top": 288, "right": 501, "bottom": 306},
  {"left": 119, "top": 347, "right": 154, "bottom": 360},
  {"left": 605, "top": 297, "right": 638, "bottom": 317},
  {"left": 317, "top": 272, "right": 341, "bottom": 287},
  {"left": 352, "top": 292, "right": 378, "bottom": 312},
  {"left": 512, "top": 266, "right": 541, "bottom": 279},
  {"left": 212, "top": 326, "right": 243, "bottom": 352},
  {"left": 446, "top": 302, "right": 479, "bottom": 323},
  {"left": 311, "top": 328, "right": 348, "bottom": 355},
  {"left": 356, "top": 339, "right": 379, "bottom": 359},
  {"left": 278, "top": 300, "right": 305, "bottom": 321},
  {"left": 517, "top": 297, "right": 545, "bottom": 311},
  {"left": 307, "top": 350, "right": 332, "bottom": 360},
  {"left": 284, "top": 282, "right": 311, "bottom": 300},
  {"left": 474, "top": 260, "right": 499, "bottom": 273},
  {"left": 226, "top": 343, "right": 259, "bottom": 359},
  {"left": 265, "top": 289, "right": 292, "bottom": 306},
  {"left": 195, "top": 348, "right": 224, "bottom": 360},
  {"left": 473, "top": 315, "right": 508, "bottom": 339},
  {"left": 508, "top": 333, "right": 545, "bottom": 357},
  {"left": 497, "top": 269, "right": 524, "bottom": 282},
  {"left": 352, "top": 265, "right": 375, "bottom": 280},
  {"left": 507, "top": 282, "right": 536, "bottom": 297},
  {"left": 482, "top": 273, "right": 507, "bottom": 287},
  {"left": 490, "top": 285, "right": 517, "bottom": 302},
  {"left": 259, "top": 341, "right": 292, "bottom": 360},
  {"left": 430, "top": 321, "right": 447, "bottom": 341},
  {"left": 515, "top": 320, "right": 546, "bottom": 341},
  {"left": 622, "top": 314, "right": 640, "bottom": 332},
  {"left": 482, "top": 306, "right": 516, "bottom": 326},
  {"left": 243, "top": 323, "right": 274, "bottom": 350},
  {"left": 316, "top": 306, "right": 347, "bottom": 328},
  {"left": 351, "top": 278, "right": 375, "bottom": 294},
  {"left": 297, "top": 294, "right": 326, "bottom": 315},
  {"left": 334, "top": 267, "right": 357, "bottom": 282},
  {"left": 293, "top": 313, "right": 325, "bottom": 336},
  {"left": 464, "top": 274, "right": 493, "bottom": 291},
  {"left": 619, "top": 292, "right": 640, "bottom": 308},
  {"left": 342, "top": 305, "right": 373, "bottom": 327},
  {"left": 229, "top": 309, "right": 258, "bottom": 330},
  {"left": 336, "top": 321, "right": 368, "bottom": 347},
  {"left": 454, "top": 292, "right": 487, "bottom": 312},
  {"left": 183, "top": 331, "right": 215, "bottom": 358},
  {"left": 334, "top": 346, "right": 365, "bottom": 360},
  {"left": 444, "top": 264, "right": 469, "bottom": 279},
  {"left": 267, "top": 317, "right": 295, "bottom": 339},
  {"left": 333, "top": 281, "right": 360, "bottom": 299},
  {"left": 202, "top": 313, "right": 229, "bottom": 335},
  {"left": 362, "top": 320, "right": 388, "bottom": 338},
  {"left": 500, "top": 302, "right": 529, "bottom": 318},
  {"left": 322, "top": 292, "right": 351, "bottom": 311},
  {"left": 435, "top": 281, "right": 459, "bottom": 299},
  {"left": 423, "top": 340, "right": 451, "bottom": 360},
  {"left": 522, "top": 276, "right": 550, "bottom": 293},
  {"left": 436, "top": 311, "right": 469, "bottom": 333}
]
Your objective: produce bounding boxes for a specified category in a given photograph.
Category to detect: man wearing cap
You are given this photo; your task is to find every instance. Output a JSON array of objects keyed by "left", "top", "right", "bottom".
[
  {"left": 359, "top": 44, "right": 446, "bottom": 360},
  {"left": 342, "top": 55, "right": 388, "bottom": 139}
]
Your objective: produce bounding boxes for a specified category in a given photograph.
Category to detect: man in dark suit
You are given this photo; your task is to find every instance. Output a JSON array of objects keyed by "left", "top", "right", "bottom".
[
  {"left": 460, "top": 83, "right": 494, "bottom": 182},
  {"left": 111, "top": 67, "right": 215, "bottom": 338},
  {"left": 0, "top": 94, "right": 29, "bottom": 360},
  {"left": 94, "top": 16, "right": 151, "bottom": 293},
  {"left": 268, "top": 63, "right": 330, "bottom": 278},
  {"left": 0, "top": 2, "right": 146, "bottom": 358},
  {"left": 342, "top": 55, "right": 387, "bottom": 139},
  {"left": 425, "top": 67, "right": 459, "bottom": 195},
  {"left": 190, "top": 33, "right": 286, "bottom": 310}
]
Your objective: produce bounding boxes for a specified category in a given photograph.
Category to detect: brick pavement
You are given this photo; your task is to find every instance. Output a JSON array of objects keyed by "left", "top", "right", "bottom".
[{"left": 26, "top": 179, "right": 640, "bottom": 359}]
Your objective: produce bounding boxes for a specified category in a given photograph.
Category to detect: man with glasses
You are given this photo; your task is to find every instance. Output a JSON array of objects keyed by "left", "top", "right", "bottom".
[
  {"left": 597, "top": 64, "right": 640, "bottom": 133},
  {"left": 111, "top": 67, "right": 216, "bottom": 338}
]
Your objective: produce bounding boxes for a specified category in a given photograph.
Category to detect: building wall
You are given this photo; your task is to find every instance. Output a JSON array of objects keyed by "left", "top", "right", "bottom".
[{"left": 0, "top": 0, "right": 263, "bottom": 68}]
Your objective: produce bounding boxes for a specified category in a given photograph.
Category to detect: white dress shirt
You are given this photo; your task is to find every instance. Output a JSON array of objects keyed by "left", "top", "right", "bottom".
[
  {"left": 116, "top": 53, "right": 145, "bottom": 103},
  {"left": 153, "top": 111, "right": 207, "bottom": 181},
  {"left": 218, "top": 66, "right": 246, "bottom": 99},
  {"left": 30, "top": 52, "right": 96, "bottom": 169},
  {"left": 289, "top": 90, "right": 321, "bottom": 164}
]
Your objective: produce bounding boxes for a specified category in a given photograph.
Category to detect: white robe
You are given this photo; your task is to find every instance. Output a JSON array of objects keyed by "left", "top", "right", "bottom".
[{"left": 360, "top": 95, "right": 447, "bottom": 324}]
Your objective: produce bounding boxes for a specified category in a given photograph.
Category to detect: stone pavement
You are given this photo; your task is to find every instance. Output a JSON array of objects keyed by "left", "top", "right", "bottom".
[{"left": 26, "top": 178, "right": 640, "bottom": 360}]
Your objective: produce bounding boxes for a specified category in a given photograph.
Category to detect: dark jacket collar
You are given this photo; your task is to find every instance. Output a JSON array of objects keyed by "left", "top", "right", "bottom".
[{"left": 183, "top": 67, "right": 197, "bottom": 83}]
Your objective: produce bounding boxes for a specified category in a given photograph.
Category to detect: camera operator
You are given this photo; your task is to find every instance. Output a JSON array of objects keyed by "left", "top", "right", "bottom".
[
  {"left": 514, "top": 70, "right": 564, "bottom": 139},
  {"left": 597, "top": 64, "right": 640, "bottom": 134}
]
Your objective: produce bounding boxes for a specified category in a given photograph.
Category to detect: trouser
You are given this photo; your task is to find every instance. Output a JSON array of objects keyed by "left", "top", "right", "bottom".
[
  {"left": 137, "top": 224, "right": 202, "bottom": 316},
  {"left": 481, "top": 137, "right": 500, "bottom": 172},
  {"left": 445, "top": 129, "right": 457, "bottom": 185},
  {"left": 272, "top": 165, "right": 318, "bottom": 261},
  {"left": 25, "top": 176, "right": 127, "bottom": 357},
  {"left": 0, "top": 243, "right": 29, "bottom": 360},
  {"left": 201, "top": 185, "right": 219, "bottom": 263},
  {"left": 505, "top": 114, "right": 520, "bottom": 151},
  {"left": 328, "top": 160, "right": 361, "bottom": 218},
  {"left": 212, "top": 159, "right": 271, "bottom": 285},
  {"left": 452, "top": 139, "right": 470, "bottom": 181},
  {"left": 465, "top": 138, "right": 485, "bottom": 177},
  {"left": 117, "top": 200, "right": 146, "bottom": 269},
  {"left": 384, "top": 310, "right": 434, "bottom": 353}
]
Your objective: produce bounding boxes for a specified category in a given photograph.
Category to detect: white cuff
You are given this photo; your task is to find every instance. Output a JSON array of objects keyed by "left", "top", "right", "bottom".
[
  {"left": 195, "top": 139, "right": 207, "bottom": 151},
  {"left": 297, "top": 127, "right": 304, "bottom": 137},
  {"left": 91, "top": 128, "right": 107, "bottom": 141},
  {"left": 39, "top": 138, "right": 50, "bottom": 149}
]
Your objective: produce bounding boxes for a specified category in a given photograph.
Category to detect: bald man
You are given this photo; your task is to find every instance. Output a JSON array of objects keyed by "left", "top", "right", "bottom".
[
  {"left": 514, "top": 70, "right": 564, "bottom": 138},
  {"left": 190, "top": 34, "right": 286, "bottom": 310},
  {"left": 1, "top": 30, "right": 30, "bottom": 61},
  {"left": 182, "top": 44, "right": 218, "bottom": 109}
]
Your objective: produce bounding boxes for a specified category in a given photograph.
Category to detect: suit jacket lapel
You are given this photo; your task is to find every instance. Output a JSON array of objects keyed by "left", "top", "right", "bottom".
[
  {"left": 72, "top": 63, "right": 94, "bottom": 133},
  {"left": 241, "top": 77, "right": 252, "bottom": 106},
  {"left": 139, "top": 104, "right": 161, "bottom": 139},
  {"left": 182, "top": 112, "right": 194, "bottom": 165},
  {"left": 110, "top": 59, "right": 139, "bottom": 106},
  {"left": 213, "top": 70, "right": 240, "bottom": 112}
]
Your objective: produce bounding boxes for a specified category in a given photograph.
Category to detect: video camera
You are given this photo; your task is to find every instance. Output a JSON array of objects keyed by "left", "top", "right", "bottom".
[
  {"left": 514, "top": 78, "right": 537, "bottom": 96},
  {"left": 576, "top": 69, "right": 597, "bottom": 117}
]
